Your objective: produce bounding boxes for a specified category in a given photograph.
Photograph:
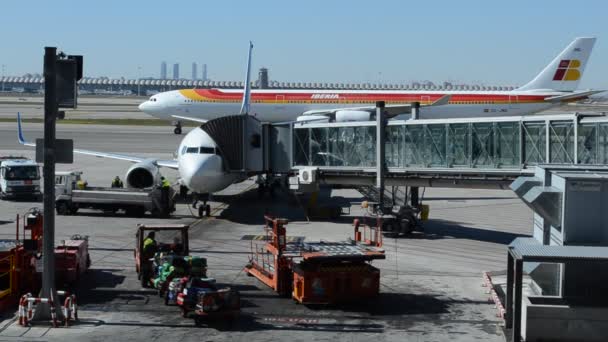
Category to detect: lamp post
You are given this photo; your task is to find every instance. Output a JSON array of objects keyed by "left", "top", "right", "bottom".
[{"left": 1, "top": 64, "right": 5, "bottom": 92}]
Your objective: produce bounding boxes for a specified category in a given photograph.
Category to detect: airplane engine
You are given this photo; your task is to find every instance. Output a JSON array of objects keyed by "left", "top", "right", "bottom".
[
  {"left": 296, "top": 115, "right": 329, "bottom": 123},
  {"left": 335, "top": 110, "right": 372, "bottom": 122},
  {"left": 125, "top": 160, "right": 161, "bottom": 189}
]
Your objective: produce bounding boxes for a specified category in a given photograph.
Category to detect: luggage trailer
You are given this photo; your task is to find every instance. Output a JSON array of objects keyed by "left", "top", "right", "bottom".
[{"left": 245, "top": 215, "right": 385, "bottom": 305}]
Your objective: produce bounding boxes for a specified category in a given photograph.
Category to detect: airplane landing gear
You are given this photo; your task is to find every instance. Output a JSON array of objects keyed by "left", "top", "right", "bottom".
[
  {"left": 197, "top": 204, "right": 211, "bottom": 218},
  {"left": 172, "top": 120, "right": 182, "bottom": 135},
  {"left": 192, "top": 193, "right": 211, "bottom": 218}
]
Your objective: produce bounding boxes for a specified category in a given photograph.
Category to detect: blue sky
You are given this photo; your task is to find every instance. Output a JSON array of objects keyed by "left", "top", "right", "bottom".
[{"left": 1, "top": 0, "right": 606, "bottom": 88}]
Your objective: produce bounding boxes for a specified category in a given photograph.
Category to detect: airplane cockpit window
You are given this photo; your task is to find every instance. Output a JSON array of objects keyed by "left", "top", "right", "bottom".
[
  {"left": 181, "top": 146, "right": 187, "bottom": 155},
  {"left": 199, "top": 147, "right": 215, "bottom": 154},
  {"left": 186, "top": 147, "right": 198, "bottom": 154}
]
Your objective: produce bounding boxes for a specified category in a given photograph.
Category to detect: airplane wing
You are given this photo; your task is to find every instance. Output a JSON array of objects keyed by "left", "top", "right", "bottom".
[
  {"left": 300, "top": 95, "right": 452, "bottom": 118},
  {"left": 171, "top": 114, "right": 208, "bottom": 124},
  {"left": 544, "top": 90, "right": 606, "bottom": 103},
  {"left": 17, "top": 112, "right": 178, "bottom": 169}
]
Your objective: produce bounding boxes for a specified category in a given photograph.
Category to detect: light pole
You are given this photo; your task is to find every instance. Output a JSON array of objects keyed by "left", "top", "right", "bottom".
[
  {"left": 1, "top": 64, "right": 5, "bottom": 92},
  {"left": 137, "top": 66, "right": 141, "bottom": 96}
]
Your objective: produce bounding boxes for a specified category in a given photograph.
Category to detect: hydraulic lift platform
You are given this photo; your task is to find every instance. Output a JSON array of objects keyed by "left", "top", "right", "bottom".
[{"left": 245, "top": 215, "right": 385, "bottom": 305}]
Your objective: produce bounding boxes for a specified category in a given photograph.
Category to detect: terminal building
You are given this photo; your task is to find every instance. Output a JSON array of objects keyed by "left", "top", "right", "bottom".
[{"left": 0, "top": 72, "right": 517, "bottom": 96}]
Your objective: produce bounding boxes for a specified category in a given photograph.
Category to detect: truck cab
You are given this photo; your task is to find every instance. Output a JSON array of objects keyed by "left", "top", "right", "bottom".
[
  {"left": 0, "top": 158, "right": 41, "bottom": 200},
  {"left": 55, "top": 171, "right": 83, "bottom": 196}
]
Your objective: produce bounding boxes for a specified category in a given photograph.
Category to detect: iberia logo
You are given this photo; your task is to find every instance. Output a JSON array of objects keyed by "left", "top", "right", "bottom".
[{"left": 553, "top": 59, "right": 581, "bottom": 81}]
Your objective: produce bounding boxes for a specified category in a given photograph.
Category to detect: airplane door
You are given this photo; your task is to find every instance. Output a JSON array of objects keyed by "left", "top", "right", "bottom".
[
  {"left": 274, "top": 95, "right": 286, "bottom": 110},
  {"left": 509, "top": 95, "right": 519, "bottom": 109}
]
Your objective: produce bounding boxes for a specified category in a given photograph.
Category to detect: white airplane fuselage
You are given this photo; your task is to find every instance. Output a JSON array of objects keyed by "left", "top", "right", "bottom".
[
  {"left": 139, "top": 88, "right": 564, "bottom": 123},
  {"left": 140, "top": 37, "right": 598, "bottom": 126}
]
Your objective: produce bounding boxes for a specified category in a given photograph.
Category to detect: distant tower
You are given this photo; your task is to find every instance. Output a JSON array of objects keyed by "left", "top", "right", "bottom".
[
  {"left": 160, "top": 61, "right": 167, "bottom": 79},
  {"left": 173, "top": 63, "right": 179, "bottom": 80},
  {"left": 202, "top": 63, "right": 207, "bottom": 81},
  {"left": 191, "top": 62, "right": 198, "bottom": 80},
  {"left": 258, "top": 67, "right": 269, "bottom": 89}
]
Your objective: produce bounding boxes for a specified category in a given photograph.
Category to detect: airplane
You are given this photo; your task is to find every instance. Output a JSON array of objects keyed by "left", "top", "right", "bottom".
[
  {"left": 139, "top": 37, "right": 602, "bottom": 134},
  {"left": 16, "top": 43, "right": 261, "bottom": 217}
]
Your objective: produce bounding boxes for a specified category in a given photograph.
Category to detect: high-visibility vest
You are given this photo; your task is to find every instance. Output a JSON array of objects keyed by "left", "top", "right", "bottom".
[
  {"left": 77, "top": 180, "right": 86, "bottom": 190},
  {"left": 143, "top": 237, "right": 156, "bottom": 254},
  {"left": 161, "top": 179, "right": 171, "bottom": 188}
]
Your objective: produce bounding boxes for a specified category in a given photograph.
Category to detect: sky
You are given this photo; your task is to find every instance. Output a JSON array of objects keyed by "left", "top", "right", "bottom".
[{"left": 1, "top": 0, "right": 606, "bottom": 88}]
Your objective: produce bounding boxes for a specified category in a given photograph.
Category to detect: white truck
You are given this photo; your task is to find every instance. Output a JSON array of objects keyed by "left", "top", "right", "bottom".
[
  {"left": 0, "top": 157, "right": 41, "bottom": 200},
  {"left": 54, "top": 171, "right": 176, "bottom": 217}
]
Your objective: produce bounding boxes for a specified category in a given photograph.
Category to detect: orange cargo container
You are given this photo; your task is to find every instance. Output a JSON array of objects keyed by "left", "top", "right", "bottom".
[{"left": 292, "top": 262, "right": 380, "bottom": 304}]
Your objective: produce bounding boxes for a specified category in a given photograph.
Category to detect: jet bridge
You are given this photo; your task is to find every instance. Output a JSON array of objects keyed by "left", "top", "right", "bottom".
[
  {"left": 202, "top": 112, "right": 608, "bottom": 189},
  {"left": 285, "top": 112, "right": 608, "bottom": 189}
]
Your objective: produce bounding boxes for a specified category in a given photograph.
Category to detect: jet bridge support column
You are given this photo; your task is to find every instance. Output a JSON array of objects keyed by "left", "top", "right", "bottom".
[
  {"left": 410, "top": 101, "right": 421, "bottom": 207},
  {"left": 411, "top": 101, "right": 420, "bottom": 120},
  {"left": 376, "top": 101, "right": 386, "bottom": 213}
]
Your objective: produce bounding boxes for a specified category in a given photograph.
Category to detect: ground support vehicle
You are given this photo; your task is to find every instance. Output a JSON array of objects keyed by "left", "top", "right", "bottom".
[
  {"left": 0, "top": 157, "right": 41, "bottom": 200},
  {"left": 0, "top": 214, "right": 40, "bottom": 312},
  {"left": 245, "top": 215, "right": 385, "bottom": 304},
  {"left": 0, "top": 209, "right": 91, "bottom": 313},
  {"left": 54, "top": 235, "right": 91, "bottom": 285},
  {"left": 134, "top": 224, "right": 190, "bottom": 288},
  {"left": 163, "top": 257, "right": 208, "bottom": 304},
  {"left": 175, "top": 277, "right": 240, "bottom": 326},
  {"left": 153, "top": 255, "right": 207, "bottom": 297},
  {"left": 360, "top": 200, "right": 428, "bottom": 236},
  {"left": 55, "top": 171, "right": 176, "bottom": 217}
]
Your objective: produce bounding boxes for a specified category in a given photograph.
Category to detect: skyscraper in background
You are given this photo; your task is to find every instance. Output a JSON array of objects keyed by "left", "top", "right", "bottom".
[
  {"left": 160, "top": 61, "right": 167, "bottom": 79},
  {"left": 192, "top": 62, "right": 198, "bottom": 80},
  {"left": 202, "top": 63, "right": 208, "bottom": 81},
  {"left": 173, "top": 63, "right": 179, "bottom": 80}
]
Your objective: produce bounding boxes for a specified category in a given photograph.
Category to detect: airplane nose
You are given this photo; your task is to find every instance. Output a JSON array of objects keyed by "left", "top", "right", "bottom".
[
  {"left": 138, "top": 101, "right": 148, "bottom": 112},
  {"left": 179, "top": 155, "right": 223, "bottom": 192}
]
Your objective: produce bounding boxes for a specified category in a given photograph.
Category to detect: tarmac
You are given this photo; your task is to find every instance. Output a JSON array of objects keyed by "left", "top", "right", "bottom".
[
  {"left": 0, "top": 96, "right": 150, "bottom": 120},
  {"left": 0, "top": 118, "right": 535, "bottom": 341}
]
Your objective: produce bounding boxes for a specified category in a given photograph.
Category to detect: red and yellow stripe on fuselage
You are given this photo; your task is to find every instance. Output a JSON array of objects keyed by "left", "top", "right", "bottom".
[{"left": 178, "top": 88, "right": 549, "bottom": 105}]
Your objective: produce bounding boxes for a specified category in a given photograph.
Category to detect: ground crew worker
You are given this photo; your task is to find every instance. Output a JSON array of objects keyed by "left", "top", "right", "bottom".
[
  {"left": 143, "top": 231, "right": 157, "bottom": 258},
  {"left": 161, "top": 176, "right": 171, "bottom": 189},
  {"left": 160, "top": 176, "right": 171, "bottom": 217},
  {"left": 111, "top": 176, "right": 124, "bottom": 188},
  {"left": 77, "top": 179, "right": 88, "bottom": 190}
]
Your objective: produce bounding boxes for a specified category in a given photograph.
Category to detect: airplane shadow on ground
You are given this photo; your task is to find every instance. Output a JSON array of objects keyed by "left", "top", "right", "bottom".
[
  {"left": 215, "top": 187, "right": 360, "bottom": 225},
  {"left": 412, "top": 218, "right": 529, "bottom": 245}
]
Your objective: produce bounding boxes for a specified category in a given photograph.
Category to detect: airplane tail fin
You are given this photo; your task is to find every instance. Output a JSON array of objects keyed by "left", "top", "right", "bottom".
[{"left": 516, "top": 37, "right": 596, "bottom": 92}]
